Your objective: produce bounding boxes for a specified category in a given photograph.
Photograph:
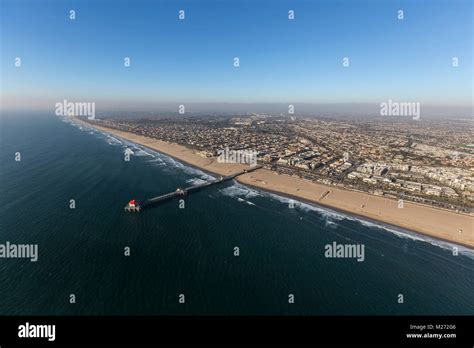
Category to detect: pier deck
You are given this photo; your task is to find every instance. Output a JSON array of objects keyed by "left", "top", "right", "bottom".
[{"left": 125, "top": 165, "right": 261, "bottom": 212}]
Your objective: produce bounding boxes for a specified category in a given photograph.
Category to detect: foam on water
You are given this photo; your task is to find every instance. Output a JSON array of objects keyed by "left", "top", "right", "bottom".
[
  {"left": 220, "top": 183, "right": 262, "bottom": 199},
  {"left": 186, "top": 178, "right": 208, "bottom": 186},
  {"left": 134, "top": 149, "right": 154, "bottom": 157},
  {"left": 262, "top": 191, "right": 346, "bottom": 222},
  {"left": 261, "top": 190, "right": 474, "bottom": 258},
  {"left": 236, "top": 197, "right": 256, "bottom": 206},
  {"left": 325, "top": 220, "right": 338, "bottom": 229}
]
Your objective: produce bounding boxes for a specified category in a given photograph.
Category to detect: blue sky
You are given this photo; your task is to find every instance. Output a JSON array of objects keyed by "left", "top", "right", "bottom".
[{"left": 1, "top": 0, "right": 472, "bottom": 109}]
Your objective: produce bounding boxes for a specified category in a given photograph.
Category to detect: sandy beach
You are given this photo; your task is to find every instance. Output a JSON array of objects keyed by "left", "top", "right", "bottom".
[{"left": 79, "top": 119, "right": 474, "bottom": 248}]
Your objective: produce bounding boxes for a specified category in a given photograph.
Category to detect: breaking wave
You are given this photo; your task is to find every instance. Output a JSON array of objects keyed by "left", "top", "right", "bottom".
[
  {"left": 220, "top": 183, "right": 262, "bottom": 199},
  {"left": 261, "top": 191, "right": 474, "bottom": 258}
]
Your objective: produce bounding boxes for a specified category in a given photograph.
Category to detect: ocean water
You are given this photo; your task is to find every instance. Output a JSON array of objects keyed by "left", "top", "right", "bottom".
[{"left": 0, "top": 113, "right": 473, "bottom": 315}]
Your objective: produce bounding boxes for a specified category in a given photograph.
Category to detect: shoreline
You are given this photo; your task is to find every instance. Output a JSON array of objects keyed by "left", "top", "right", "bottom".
[
  {"left": 75, "top": 118, "right": 474, "bottom": 249},
  {"left": 240, "top": 180, "right": 474, "bottom": 251}
]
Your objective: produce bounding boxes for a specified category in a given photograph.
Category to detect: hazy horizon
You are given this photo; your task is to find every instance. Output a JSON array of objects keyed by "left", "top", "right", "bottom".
[{"left": 1, "top": 100, "right": 472, "bottom": 119}]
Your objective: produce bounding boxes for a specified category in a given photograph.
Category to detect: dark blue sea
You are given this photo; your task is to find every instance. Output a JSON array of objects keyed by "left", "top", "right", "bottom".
[{"left": 1, "top": 113, "right": 473, "bottom": 315}]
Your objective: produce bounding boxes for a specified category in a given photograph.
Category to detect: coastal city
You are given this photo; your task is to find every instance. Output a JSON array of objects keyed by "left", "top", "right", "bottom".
[
  {"left": 89, "top": 114, "right": 474, "bottom": 214},
  {"left": 2, "top": 0, "right": 473, "bottom": 343}
]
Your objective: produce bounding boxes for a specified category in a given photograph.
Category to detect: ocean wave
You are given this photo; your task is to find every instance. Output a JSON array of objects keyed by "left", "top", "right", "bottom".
[
  {"left": 72, "top": 122, "right": 96, "bottom": 134},
  {"left": 325, "top": 220, "right": 338, "bottom": 229},
  {"left": 186, "top": 178, "right": 208, "bottom": 186},
  {"left": 159, "top": 155, "right": 215, "bottom": 179},
  {"left": 236, "top": 197, "right": 256, "bottom": 206},
  {"left": 183, "top": 166, "right": 215, "bottom": 180},
  {"left": 220, "top": 183, "right": 262, "bottom": 199},
  {"left": 106, "top": 136, "right": 123, "bottom": 145},
  {"left": 134, "top": 149, "right": 154, "bottom": 157},
  {"left": 263, "top": 191, "right": 346, "bottom": 222},
  {"left": 262, "top": 191, "right": 474, "bottom": 258}
]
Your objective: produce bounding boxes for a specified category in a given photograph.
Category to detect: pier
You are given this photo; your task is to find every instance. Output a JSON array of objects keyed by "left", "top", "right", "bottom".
[{"left": 124, "top": 165, "right": 262, "bottom": 212}]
